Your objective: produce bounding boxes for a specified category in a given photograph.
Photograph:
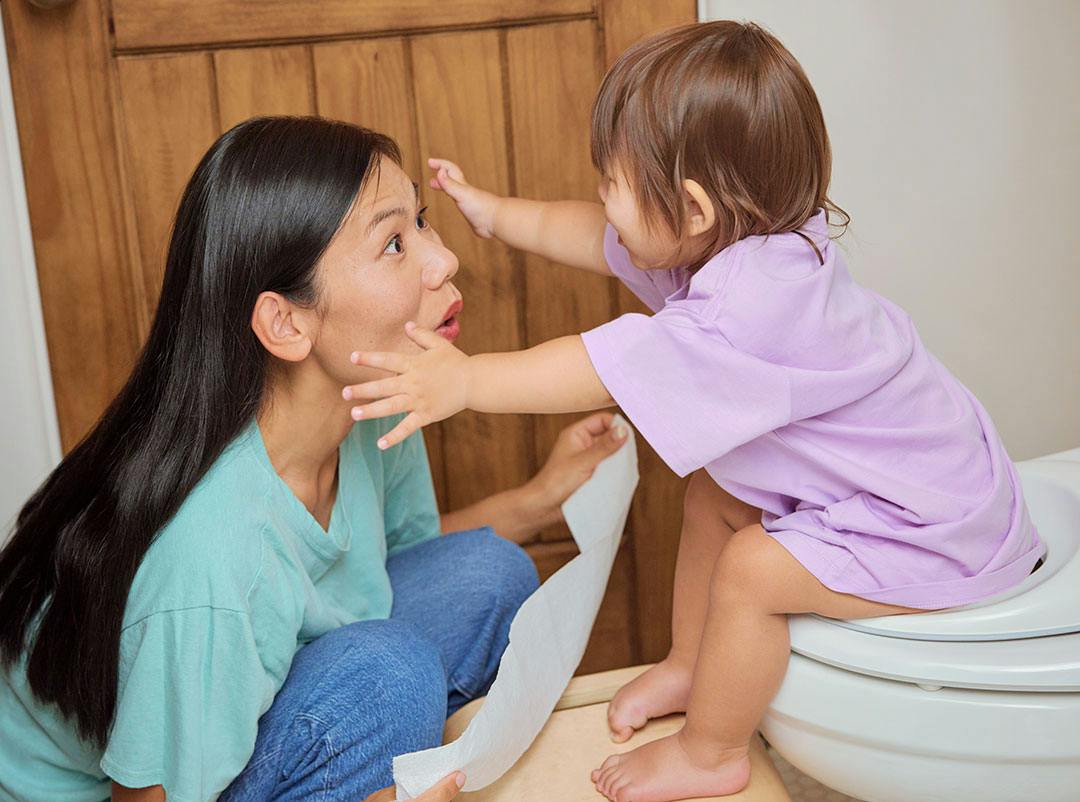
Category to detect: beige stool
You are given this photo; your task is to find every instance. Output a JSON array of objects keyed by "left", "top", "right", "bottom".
[{"left": 444, "top": 665, "right": 792, "bottom": 802}]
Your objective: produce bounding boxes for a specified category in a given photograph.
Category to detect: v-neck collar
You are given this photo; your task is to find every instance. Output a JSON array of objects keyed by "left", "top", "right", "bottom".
[{"left": 243, "top": 418, "right": 353, "bottom": 566}]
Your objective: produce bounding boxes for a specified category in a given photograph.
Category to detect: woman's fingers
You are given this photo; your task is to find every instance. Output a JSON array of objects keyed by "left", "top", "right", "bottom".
[
  {"left": 350, "top": 350, "right": 411, "bottom": 374},
  {"left": 362, "top": 771, "right": 464, "bottom": 802},
  {"left": 574, "top": 411, "right": 617, "bottom": 439},
  {"left": 420, "top": 772, "right": 467, "bottom": 802},
  {"left": 349, "top": 395, "right": 413, "bottom": 422}
]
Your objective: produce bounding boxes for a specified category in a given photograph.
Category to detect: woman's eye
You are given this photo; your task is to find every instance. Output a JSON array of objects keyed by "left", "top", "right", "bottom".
[
  {"left": 416, "top": 206, "right": 429, "bottom": 230},
  {"left": 384, "top": 234, "right": 404, "bottom": 255}
]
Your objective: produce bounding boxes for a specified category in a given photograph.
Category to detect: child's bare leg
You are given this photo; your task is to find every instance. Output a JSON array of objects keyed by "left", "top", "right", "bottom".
[
  {"left": 594, "top": 526, "right": 925, "bottom": 802},
  {"left": 607, "top": 471, "right": 761, "bottom": 741}
]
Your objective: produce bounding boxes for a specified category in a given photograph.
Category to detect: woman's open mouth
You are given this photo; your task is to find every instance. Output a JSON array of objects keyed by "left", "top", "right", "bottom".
[{"left": 435, "top": 299, "right": 463, "bottom": 342}]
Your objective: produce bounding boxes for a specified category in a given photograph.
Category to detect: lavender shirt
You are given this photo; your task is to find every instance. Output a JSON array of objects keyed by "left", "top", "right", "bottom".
[{"left": 581, "top": 212, "right": 1044, "bottom": 609}]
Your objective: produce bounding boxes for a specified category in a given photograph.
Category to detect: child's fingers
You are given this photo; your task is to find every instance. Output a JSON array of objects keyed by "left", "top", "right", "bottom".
[
  {"left": 427, "top": 157, "right": 465, "bottom": 183},
  {"left": 376, "top": 412, "right": 423, "bottom": 450},
  {"left": 404, "top": 321, "right": 447, "bottom": 350},
  {"left": 349, "top": 394, "right": 413, "bottom": 422},
  {"left": 342, "top": 376, "right": 401, "bottom": 401},
  {"left": 350, "top": 350, "right": 410, "bottom": 374}
]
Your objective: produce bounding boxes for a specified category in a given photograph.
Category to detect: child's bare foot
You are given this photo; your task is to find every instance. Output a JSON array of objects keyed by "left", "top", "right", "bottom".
[
  {"left": 590, "top": 731, "right": 751, "bottom": 802},
  {"left": 607, "top": 659, "right": 693, "bottom": 743}
]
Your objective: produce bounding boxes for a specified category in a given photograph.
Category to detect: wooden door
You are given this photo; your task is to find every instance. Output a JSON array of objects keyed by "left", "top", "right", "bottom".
[{"left": 3, "top": 0, "right": 695, "bottom": 673}]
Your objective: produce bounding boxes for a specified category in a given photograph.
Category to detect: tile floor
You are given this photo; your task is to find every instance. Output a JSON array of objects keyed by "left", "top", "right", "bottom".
[{"left": 767, "top": 747, "right": 863, "bottom": 802}]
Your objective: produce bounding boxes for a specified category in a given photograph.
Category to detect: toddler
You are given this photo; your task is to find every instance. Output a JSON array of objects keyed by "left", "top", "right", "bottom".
[{"left": 343, "top": 21, "right": 1044, "bottom": 802}]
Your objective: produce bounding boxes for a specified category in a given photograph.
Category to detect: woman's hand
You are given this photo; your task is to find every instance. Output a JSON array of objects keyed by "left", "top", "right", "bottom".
[
  {"left": 362, "top": 772, "right": 465, "bottom": 802},
  {"left": 528, "top": 412, "right": 629, "bottom": 515},
  {"left": 428, "top": 158, "right": 500, "bottom": 238},
  {"left": 344, "top": 322, "right": 469, "bottom": 449}
]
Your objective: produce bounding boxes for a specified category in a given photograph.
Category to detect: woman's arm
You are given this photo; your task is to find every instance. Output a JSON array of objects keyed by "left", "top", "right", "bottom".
[
  {"left": 439, "top": 412, "right": 627, "bottom": 544},
  {"left": 428, "top": 158, "right": 610, "bottom": 275}
]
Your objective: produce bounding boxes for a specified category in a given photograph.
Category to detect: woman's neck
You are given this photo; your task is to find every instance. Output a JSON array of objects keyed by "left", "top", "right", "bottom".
[{"left": 257, "top": 366, "right": 352, "bottom": 524}]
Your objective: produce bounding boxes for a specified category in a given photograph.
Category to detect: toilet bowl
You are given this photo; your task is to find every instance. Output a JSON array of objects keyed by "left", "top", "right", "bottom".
[{"left": 761, "top": 448, "right": 1080, "bottom": 802}]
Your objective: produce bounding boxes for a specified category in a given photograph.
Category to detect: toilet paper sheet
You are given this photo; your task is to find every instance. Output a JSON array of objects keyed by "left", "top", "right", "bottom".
[{"left": 392, "top": 418, "right": 639, "bottom": 799}]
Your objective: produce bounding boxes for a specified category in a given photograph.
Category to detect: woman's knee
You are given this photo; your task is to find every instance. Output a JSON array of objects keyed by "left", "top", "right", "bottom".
[
  {"left": 445, "top": 527, "right": 539, "bottom": 611},
  {"left": 298, "top": 619, "right": 447, "bottom": 724}
]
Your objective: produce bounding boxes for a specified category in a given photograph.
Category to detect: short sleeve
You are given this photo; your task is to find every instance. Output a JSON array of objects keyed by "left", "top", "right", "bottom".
[
  {"left": 101, "top": 608, "right": 273, "bottom": 801},
  {"left": 603, "top": 224, "right": 691, "bottom": 313},
  {"left": 382, "top": 424, "right": 441, "bottom": 557},
  {"left": 580, "top": 302, "right": 792, "bottom": 477}
]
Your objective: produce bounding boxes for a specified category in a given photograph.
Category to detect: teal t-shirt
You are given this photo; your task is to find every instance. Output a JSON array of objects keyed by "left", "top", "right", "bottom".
[{"left": 0, "top": 416, "right": 440, "bottom": 802}]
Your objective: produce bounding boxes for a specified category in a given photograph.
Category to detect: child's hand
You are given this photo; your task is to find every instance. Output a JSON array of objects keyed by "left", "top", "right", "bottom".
[
  {"left": 428, "top": 158, "right": 499, "bottom": 238},
  {"left": 343, "top": 322, "right": 470, "bottom": 450}
]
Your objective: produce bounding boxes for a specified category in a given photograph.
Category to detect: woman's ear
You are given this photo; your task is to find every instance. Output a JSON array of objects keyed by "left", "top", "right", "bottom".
[
  {"left": 251, "top": 291, "right": 313, "bottom": 362},
  {"left": 681, "top": 179, "right": 716, "bottom": 238}
]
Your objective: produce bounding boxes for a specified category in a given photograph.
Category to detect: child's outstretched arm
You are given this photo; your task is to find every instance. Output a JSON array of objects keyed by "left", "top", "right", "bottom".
[
  {"left": 343, "top": 322, "right": 615, "bottom": 450},
  {"left": 428, "top": 158, "right": 610, "bottom": 276}
]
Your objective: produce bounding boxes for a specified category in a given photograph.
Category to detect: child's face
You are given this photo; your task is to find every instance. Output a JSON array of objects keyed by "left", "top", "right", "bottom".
[{"left": 598, "top": 165, "right": 682, "bottom": 270}]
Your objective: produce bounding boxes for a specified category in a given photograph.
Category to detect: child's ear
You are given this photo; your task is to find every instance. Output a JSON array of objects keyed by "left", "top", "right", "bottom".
[
  {"left": 681, "top": 179, "right": 716, "bottom": 238},
  {"left": 251, "top": 291, "right": 314, "bottom": 362}
]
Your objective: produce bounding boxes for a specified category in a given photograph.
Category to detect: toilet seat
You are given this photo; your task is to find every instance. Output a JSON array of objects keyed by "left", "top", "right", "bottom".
[{"left": 787, "top": 455, "right": 1080, "bottom": 693}]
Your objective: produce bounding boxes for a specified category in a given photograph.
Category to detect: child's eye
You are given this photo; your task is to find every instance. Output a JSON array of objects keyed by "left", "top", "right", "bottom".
[
  {"left": 416, "top": 206, "right": 429, "bottom": 230},
  {"left": 384, "top": 234, "right": 403, "bottom": 255}
]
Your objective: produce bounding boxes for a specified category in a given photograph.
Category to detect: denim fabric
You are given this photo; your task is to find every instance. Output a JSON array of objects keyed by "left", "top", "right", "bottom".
[{"left": 218, "top": 528, "right": 538, "bottom": 802}]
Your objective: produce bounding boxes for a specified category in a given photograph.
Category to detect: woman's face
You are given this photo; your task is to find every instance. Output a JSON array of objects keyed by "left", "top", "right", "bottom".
[{"left": 305, "top": 157, "right": 462, "bottom": 386}]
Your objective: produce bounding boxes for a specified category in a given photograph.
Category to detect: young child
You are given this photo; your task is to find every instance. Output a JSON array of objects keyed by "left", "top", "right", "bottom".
[{"left": 342, "top": 21, "right": 1045, "bottom": 802}]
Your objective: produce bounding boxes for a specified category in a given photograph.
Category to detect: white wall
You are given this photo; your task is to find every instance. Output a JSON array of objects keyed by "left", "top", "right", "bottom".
[
  {"left": 0, "top": 14, "right": 63, "bottom": 539},
  {"left": 700, "top": 0, "right": 1080, "bottom": 460}
]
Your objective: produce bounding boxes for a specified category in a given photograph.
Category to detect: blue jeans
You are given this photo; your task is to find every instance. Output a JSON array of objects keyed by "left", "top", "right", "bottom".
[{"left": 218, "top": 528, "right": 539, "bottom": 802}]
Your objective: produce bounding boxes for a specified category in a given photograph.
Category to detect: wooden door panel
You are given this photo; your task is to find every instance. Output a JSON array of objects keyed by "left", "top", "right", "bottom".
[
  {"left": 115, "top": 53, "right": 219, "bottom": 324},
  {"left": 411, "top": 29, "right": 534, "bottom": 510},
  {"left": 311, "top": 37, "right": 448, "bottom": 508},
  {"left": 214, "top": 45, "right": 316, "bottom": 130},
  {"left": 2, "top": 0, "right": 143, "bottom": 449},
  {"left": 312, "top": 38, "right": 421, "bottom": 176},
  {"left": 110, "top": 0, "right": 596, "bottom": 51},
  {"left": 7, "top": 0, "right": 698, "bottom": 678},
  {"left": 506, "top": 19, "right": 612, "bottom": 542}
]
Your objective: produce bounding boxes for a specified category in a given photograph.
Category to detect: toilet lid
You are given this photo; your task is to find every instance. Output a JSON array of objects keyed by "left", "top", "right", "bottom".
[{"left": 788, "top": 457, "right": 1080, "bottom": 692}]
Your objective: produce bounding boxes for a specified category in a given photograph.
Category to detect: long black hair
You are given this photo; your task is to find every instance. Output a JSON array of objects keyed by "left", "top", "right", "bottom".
[{"left": 0, "top": 116, "right": 400, "bottom": 747}]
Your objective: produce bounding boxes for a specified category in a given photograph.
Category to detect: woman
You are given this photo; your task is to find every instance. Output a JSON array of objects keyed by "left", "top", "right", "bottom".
[{"left": 0, "top": 117, "right": 625, "bottom": 802}]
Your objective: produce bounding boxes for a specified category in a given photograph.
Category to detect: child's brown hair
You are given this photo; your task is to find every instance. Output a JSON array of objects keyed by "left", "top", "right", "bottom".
[{"left": 591, "top": 20, "right": 848, "bottom": 268}]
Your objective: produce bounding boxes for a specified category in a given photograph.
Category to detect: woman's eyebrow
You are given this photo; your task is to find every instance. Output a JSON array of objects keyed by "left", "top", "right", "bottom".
[{"left": 365, "top": 183, "right": 421, "bottom": 236}]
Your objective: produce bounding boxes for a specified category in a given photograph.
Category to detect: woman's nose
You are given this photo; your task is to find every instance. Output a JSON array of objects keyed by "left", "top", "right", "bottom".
[{"left": 422, "top": 243, "right": 459, "bottom": 288}]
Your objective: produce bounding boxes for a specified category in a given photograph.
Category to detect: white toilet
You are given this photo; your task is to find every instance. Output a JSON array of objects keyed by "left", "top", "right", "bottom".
[{"left": 762, "top": 448, "right": 1080, "bottom": 802}]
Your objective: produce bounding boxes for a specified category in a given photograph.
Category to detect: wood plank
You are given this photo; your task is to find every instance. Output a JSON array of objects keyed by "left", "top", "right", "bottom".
[
  {"left": 112, "top": 0, "right": 595, "bottom": 52},
  {"left": 527, "top": 537, "right": 637, "bottom": 674},
  {"left": 214, "top": 45, "right": 314, "bottom": 131},
  {"left": 115, "top": 53, "right": 220, "bottom": 316},
  {"left": 410, "top": 29, "right": 533, "bottom": 510},
  {"left": 599, "top": 0, "right": 697, "bottom": 68},
  {"left": 312, "top": 37, "right": 450, "bottom": 510},
  {"left": 444, "top": 698, "right": 791, "bottom": 802},
  {"left": 313, "top": 38, "right": 420, "bottom": 176},
  {"left": 598, "top": 0, "right": 698, "bottom": 664},
  {"left": 2, "top": 0, "right": 143, "bottom": 451},
  {"left": 506, "top": 19, "right": 611, "bottom": 542}
]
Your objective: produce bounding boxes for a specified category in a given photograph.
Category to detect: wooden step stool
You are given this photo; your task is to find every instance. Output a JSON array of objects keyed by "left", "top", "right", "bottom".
[{"left": 443, "top": 665, "right": 792, "bottom": 802}]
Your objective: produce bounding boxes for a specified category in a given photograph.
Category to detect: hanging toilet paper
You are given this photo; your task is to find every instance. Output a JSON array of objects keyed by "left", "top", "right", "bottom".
[{"left": 392, "top": 417, "right": 639, "bottom": 799}]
